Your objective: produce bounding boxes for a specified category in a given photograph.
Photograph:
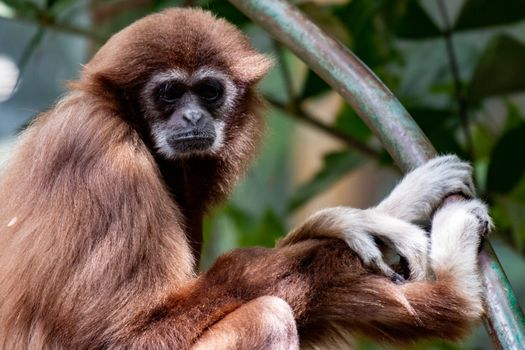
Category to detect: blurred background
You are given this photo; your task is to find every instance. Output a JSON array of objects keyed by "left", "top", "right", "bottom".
[{"left": 1, "top": 0, "right": 525, "bottom": 348}]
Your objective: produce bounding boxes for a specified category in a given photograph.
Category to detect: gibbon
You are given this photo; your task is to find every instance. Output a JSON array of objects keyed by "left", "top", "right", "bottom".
[{"left": 0, "top": 8, "right": 490, "bottom": 349}]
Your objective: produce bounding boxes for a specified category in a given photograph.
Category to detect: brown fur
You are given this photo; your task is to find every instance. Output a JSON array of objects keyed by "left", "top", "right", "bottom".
[{"left": 0, "top": 8, "right": 479, "bottom": 349}]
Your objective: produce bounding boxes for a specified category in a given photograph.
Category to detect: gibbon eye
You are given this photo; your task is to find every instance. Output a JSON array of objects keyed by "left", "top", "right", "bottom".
[
  {"left": 195, "top": 79, "right": 224, "bottom": 103},
  {"left": 159, "top": 82, "right": 186, "bottom": 103}
]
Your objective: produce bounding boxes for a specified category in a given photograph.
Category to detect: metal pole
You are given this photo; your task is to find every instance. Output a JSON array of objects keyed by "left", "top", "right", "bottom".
[{"left": 228, "top": 0, "right": 525, "bottom": 348}]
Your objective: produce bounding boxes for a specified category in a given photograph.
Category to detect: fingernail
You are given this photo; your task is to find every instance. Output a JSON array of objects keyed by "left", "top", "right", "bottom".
[{"left": 391, "top": 272, "right": 406, "bottom": 284}]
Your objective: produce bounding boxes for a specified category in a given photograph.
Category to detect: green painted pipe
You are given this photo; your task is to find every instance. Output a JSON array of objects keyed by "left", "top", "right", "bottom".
[{"left": 228, "top": 0, "right": 525, "bottom": 348}]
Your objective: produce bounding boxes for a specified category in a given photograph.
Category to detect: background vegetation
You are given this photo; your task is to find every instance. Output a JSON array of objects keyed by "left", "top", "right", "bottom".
[{"left": 1, "top": 0, "right": 525, "bottom": 348}]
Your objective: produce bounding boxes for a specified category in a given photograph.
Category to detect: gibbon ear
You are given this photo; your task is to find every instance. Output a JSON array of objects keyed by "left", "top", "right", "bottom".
[{"left": 231, "top": 53, "right": 274, "bottom": 84}]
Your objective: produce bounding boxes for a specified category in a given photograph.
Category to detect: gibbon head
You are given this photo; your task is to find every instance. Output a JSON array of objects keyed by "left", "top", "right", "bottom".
[{"left": 80, "top": 8, "right": 272, "bottom": 160}]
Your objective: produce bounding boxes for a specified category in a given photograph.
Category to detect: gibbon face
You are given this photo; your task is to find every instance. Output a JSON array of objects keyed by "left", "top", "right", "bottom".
[{"left": 141, "top": 67, "right": 236, "bottom": 158}]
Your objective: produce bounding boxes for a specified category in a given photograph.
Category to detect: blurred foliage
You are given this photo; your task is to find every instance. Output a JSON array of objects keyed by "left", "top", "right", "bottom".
[{"left": 2, "top": 0, "right": 525, "bottom": 348}]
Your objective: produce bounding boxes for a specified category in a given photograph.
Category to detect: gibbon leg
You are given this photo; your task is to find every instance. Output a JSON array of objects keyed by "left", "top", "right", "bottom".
[
  {"left": 429, "top": 199, "right": 491, "bottom": 314},
  {"left": 193, "top": 296, "right": 299, "bottom": 350}
]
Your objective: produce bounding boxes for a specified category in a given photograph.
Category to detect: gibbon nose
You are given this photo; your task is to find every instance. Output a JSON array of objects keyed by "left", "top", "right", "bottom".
[{"left": 182, "top": 110, "right": 203, "bottom": 125}]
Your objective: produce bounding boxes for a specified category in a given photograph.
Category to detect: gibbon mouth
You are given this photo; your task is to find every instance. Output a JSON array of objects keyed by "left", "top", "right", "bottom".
[{"left": 169, "top": 132, "right": 215, "bottom": 153}]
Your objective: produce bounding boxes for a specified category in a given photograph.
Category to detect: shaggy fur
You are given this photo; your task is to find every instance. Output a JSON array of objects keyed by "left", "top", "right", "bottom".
[{"left": 0, "top": 8, "right": 488, "bottom": 349}]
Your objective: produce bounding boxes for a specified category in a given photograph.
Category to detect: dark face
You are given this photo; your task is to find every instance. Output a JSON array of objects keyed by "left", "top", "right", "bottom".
[{"left": 141, "top": 67, "right": 237, "bottom": 159}]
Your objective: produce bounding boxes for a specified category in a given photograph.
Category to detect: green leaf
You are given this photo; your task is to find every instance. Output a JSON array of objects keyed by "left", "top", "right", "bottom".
[
  {"left": 408, "top": 108, "right": 464, "bottom": 156},
  {"left": 300, "top": 70, "right": 331, "bottom": 99},
  {"left": 241, "top": 210, "right": 286, "bottom": 247},
  {"left": 487, "top": 122, "right": 525, "bottom": 194},
  {"left": 504, "top": 102, "right": 525, "bottom": 131},
  {"left": 494, "top": 196, "right": 525, "bottom": 252},
  {"left": 288, "top": 151, "right": 364, "bottom": 211},
  {"left": 221, "top": 206, "right": 285, "bottom": 248},
  {"left": 471, "top": 124, "right": 495, "bottom": 160},
  {"left": 492, "top": 172, "right": 525, "bottom": 253},
  {"left": 469, "top": 35, "right": 525, "bottom": 101},
  {"left": 508, "top": 173, "right": 525, "bottom": 203},
  {"left": 299, "top": 3, "right": 351, "bottom": 45},
  {"left": 333, "top": 0, "right": 386, "bottom": 37},
  {"left": 395, "top": 0, "right": 441, "bottom": 39},
  {"left": 202, "top": 1, "right": 251, "bottom": 27},
  {"left": 200, "top": 209, "right": 242, "bottom": 269},
  {"left": 455, "top": 0, "right": 525, "bottom": 31},
  {"left": 334, "top": 104, "right": 372, "bottom": 142},
  {"left": 222, "top": 205, "right": 253, "bottom": 234},
  {"left": 48, "top": 0, "right": 82, "bottom": 16},
  {"left": 2, "top": 0, "right": 40, "bottom": 16},
  {"left": 333, "top": 0, "right": 395, "bottom": 67}
]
